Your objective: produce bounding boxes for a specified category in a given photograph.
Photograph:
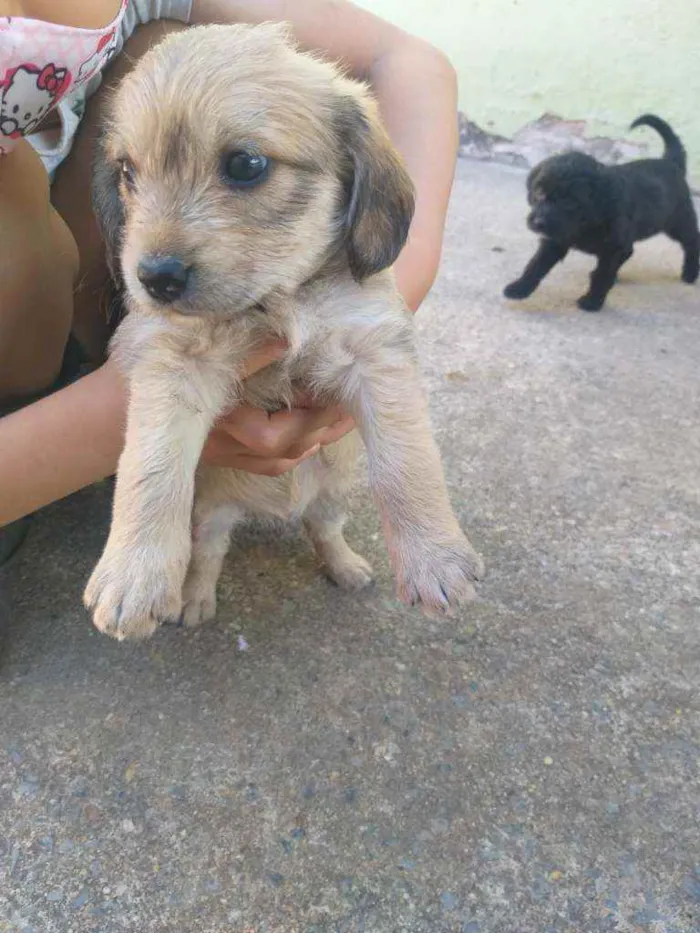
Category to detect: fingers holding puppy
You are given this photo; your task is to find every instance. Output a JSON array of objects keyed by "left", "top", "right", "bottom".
[
  {"left": 201, "top": 342, "right": 355, "bottom": 475},
  {"left": 202, "top": 401, "right": 355, "bottom": 474}
]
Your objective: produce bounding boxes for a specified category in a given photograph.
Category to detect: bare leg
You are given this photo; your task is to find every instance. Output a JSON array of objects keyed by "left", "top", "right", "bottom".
[
  {"left": 304, "top": 493, "right": 374, "bottom": 590},
  {"left": 0, "top": 141, "right": 78, "bottom": 400}
]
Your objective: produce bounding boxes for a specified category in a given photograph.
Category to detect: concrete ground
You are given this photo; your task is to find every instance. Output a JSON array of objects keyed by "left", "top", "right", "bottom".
[{"left": 1, "top": 159, "right": 699, "bottom": 933}]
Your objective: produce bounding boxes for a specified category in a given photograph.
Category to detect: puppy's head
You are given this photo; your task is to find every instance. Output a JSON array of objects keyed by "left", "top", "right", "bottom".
[
  {"left": 93, "top": 24, "right": 414, "bottom": 316},
  {"left": 525, "top": 151, "right": 611, "bottom": 242}
]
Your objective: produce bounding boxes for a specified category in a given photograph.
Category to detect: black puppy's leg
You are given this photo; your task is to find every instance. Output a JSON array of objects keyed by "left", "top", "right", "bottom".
[
  {"left": 682, "top": 238, "right": 700, "bottom": 284},
  {"left": 666, "top": 207, "right": 699, "bottom": 284},
  {"left": 577, "top": 248, "right": 632, "bottom": 311},
  {"left": 504, "top": 239, "right": 568, "bottom": 300}
]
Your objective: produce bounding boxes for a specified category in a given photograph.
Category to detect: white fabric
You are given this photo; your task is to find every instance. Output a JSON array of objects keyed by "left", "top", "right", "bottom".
[
  {"left": 0, "top": 0, "right": 128, "bottom": 157},
  {"left": 27, "top": 0, "right": 193, "bottom": 179}
]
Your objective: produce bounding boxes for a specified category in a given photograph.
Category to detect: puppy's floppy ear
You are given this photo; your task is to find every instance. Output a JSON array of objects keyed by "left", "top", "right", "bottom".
[
  {"left": 526, "top": 162, "right": 545, "bottom": 198},
  {"left": 91, "top": 129, "right": 125, "bottom": 281},
  {"left": 336, "top": 92, "right": 415, "bottom": 281}
]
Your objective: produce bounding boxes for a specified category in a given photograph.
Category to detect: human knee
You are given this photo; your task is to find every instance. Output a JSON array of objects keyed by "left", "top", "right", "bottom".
[{"left": 0, "top": 208, "right": 78, "bottom": 399}]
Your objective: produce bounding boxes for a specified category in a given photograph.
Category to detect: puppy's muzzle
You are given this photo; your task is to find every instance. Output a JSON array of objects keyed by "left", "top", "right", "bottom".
[
  {"left": 137, "top": 255, "right": 191, "bottom": 304},
  {"left": 527, "top": 212, "right": 548, "bottom": 235},
  {"left": 527, "top": 203, "right": 561, "bottom": 237}
]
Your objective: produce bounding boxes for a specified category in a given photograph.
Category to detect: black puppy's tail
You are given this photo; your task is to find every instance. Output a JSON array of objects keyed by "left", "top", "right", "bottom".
[{"left": 630, "top": 114, "right": 687, "bottom": 173}]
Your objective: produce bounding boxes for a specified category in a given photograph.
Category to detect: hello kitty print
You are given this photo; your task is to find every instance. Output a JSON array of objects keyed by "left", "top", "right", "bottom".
[{"left": 0, "top": 0, "right": 127, "bottom": 155}]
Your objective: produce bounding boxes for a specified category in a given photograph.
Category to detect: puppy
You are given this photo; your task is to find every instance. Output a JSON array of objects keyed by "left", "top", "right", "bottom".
[
  {"left": 84, "top": 24, "right": 484, "bottom": 641},
  {"left": 504, "top": 115, "right": 699, "bottom": 311}
]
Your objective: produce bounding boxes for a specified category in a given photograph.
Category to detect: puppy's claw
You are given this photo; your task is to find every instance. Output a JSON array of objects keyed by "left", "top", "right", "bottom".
[
  {"left": 323, "top": 552, "right": 375, "bottom": 591},
  {"left": 84, "top": 545, "right": 185, "bottom": 641},
  {"left": 180, "top": 594, "right": 217, "bottom": 629},
  {"left": 396, "top": 536, "right": 483, "bottom": 617},
  {"left": 86, "top": 588, "right": 161, "bottom": 641}
]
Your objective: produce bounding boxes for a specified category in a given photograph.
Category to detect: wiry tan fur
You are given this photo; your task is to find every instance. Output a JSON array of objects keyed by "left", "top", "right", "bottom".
[{"left": 84, "top": 24, "right": 484, "bottom": 641}]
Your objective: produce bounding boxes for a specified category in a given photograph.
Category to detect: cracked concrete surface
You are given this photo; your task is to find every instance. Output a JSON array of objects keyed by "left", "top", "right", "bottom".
[{"left": 1, "top": 159, "right": 699, "bottom": 932}]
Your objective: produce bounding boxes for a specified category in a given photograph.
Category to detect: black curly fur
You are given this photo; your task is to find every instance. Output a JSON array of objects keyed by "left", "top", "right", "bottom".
[{"left": 504, "top": 114, "right": 699, "bottom": 311}]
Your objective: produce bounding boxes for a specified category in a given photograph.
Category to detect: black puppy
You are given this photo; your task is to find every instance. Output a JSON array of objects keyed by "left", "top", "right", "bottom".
[{"left": 504, "top": 115, "right": 699, "bottom": 311}]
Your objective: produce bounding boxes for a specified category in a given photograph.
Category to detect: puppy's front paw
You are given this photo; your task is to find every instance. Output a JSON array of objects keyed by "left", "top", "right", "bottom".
[
  {"left": 84, "top": 544, "right": 186, "bottom": 641},
  {"left": 577, "top": 293, "right": 605, "bottom": 312},
  {"left": 395, "top": 535, "right": 484, "bottom": 616},
  {"left": 180, "top": 574, "right": 218, "bottom": 629},
  {"left": 504, "top": 279, "right": 535, "bottom": 300}
]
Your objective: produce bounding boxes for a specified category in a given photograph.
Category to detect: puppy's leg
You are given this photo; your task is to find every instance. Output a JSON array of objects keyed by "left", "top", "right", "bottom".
[
  {"left": 681, "top": 237, "right": 700, "bottom": 285},
  {"left": 681, "top": 238, "right": 700, "bottom": 285},
  {"left": 665, "top": 205, "right": 699, "bottom": 284},
  {"left": 181, "top": 503, "right": 245, "bottom": 628},
  {"left": 84, "top": 347, "right": 233, "bottom": 640},
  {"left": 578, "top": 247, "right": 632, "bottom": 311},
  {"left": 341, "top": 333, "right": 483, "bottom": 615},
  {"left": 304, "top": 492, "right": 374, "bottom": 591},
  {"left": 504, "top": 239, "right": 568, "bottom": 300}
]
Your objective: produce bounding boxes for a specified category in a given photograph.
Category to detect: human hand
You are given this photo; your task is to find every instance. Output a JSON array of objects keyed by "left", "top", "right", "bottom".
[{"left": 201, "top": 343, "right": 355, "bottom": 476}]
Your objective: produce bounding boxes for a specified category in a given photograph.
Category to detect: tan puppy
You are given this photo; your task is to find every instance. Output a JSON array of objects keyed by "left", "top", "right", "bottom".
[{"left": 84, "top": 23, "right": 484, "bottom": 641}]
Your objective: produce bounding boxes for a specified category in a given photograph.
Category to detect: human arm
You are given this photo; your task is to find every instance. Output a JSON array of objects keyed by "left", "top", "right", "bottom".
[
  {"left": 0, "top": 0, "right": 457, "bottom": 526},
  {"left": 0, "top": 348, "right": 350, "bottom": 527}
]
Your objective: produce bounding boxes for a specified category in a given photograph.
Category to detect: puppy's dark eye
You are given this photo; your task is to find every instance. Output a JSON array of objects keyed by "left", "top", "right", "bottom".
[
  {"left": 223, "top": 151, "right": 269, "bottom": 187},
  {"left": 119, "top": 158, "right": 136, "bottom": 191}
]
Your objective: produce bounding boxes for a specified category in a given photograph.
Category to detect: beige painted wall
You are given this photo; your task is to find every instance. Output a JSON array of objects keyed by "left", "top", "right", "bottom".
[{"left": 357, "top": 0, "right": 700, "bottom": 180}]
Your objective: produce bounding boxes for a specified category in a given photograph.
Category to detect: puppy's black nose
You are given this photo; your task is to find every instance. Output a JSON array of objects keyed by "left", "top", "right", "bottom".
[
  {"left": 137, "top": 256, "right": 190, "bottom": 303},
  {"left": 528, "top": 215, "right": 551, "bottom": 236}
]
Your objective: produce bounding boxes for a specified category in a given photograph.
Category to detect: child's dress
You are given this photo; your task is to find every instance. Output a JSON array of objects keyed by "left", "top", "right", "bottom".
[{"left": 0, "top": 0, "right": 192, "bottom": 178}]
